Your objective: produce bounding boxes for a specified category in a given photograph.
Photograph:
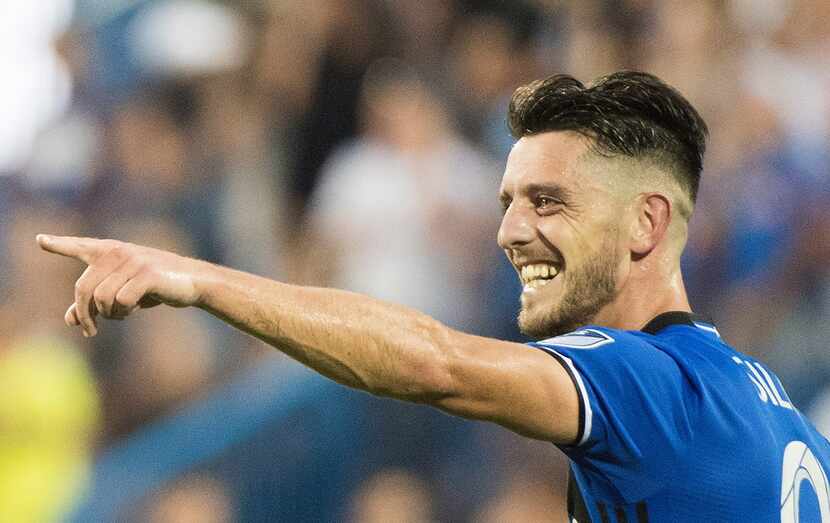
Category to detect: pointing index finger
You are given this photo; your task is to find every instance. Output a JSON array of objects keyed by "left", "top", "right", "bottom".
[{"left": 36, "top": 234, "right": 106, "bottom": 265}]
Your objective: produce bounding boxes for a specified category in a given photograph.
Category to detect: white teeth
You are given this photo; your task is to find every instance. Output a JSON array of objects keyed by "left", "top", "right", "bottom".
[
  {"left": 519, "top": 263, "right": 560, "bottom": 285},
  {"left": 522, "top": 280, "right": 552, "bottom": 292}
]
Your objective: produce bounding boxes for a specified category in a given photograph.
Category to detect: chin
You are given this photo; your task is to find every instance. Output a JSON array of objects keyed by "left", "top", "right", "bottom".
[
  {"left": 518, "top": 307, "right": 578, "bottom": 339},
  {"left": 518, "top": 294, "right": 608, "bottom": 339},
  {"left": 517, "top": 262, "right": 620, "bottom": 339}
]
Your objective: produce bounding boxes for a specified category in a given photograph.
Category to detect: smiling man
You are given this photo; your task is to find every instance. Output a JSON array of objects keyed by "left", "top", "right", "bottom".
[{"left": 40, "top": 71, "right": 830, "bottom": 522}]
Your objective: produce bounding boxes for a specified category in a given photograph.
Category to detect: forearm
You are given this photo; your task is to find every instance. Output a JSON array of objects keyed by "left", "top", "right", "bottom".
[
  {"left": 39, "top": 234, "right": 580, "bottom": 443},
  {"left": 195, "top": 262, "right": 454, "bottom": 401}
]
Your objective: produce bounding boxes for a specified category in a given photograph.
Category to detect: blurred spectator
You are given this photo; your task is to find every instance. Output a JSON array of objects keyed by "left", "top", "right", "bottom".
[
  {"left": 192, "top": 72, "right": 286, "bottom": 279},
  {"left": 0, "top": 336, "right": 99, "bottom": 523},
  {"left": 304, "top": 60, "right": 500, "bottom": 329},
  {"left": 265, "top": 0, "right": 397, "bottom": 213},
  {"left": 349, "top": 468, "right": 434, "bottom": 523},
  {"left": 444, "top": 2, "right": 544, "bottom": 156},
  {"left": 4, "top": 0, "right": 830, "bottom": 520},
  {"left": 24, "top": 27, "right": 104, "bottom": 204},
  {"left": 132, "top": 473, "right": 233, "bottom": 523},
  {"left": 474, "top": 474, "right": 567, "bottom": 523},
  {"left": 90, "top": 84, "right": 228, "bottom": 264}
]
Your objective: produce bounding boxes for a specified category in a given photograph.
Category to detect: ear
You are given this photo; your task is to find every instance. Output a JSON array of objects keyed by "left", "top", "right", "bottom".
[{"left": 629, "top": 193, "right": 671, "bottom": 256}]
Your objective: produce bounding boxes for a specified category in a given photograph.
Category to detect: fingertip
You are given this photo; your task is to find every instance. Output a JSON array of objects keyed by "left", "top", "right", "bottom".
[{"left": 36, "top": 234, "right": 50, "bottom": 247}]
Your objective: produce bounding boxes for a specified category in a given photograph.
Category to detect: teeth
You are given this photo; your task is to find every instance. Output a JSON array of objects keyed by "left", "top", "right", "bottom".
[
  {"left": 519, "top": 263, "right": 560, "bottom": 285},
  {"left": 524, "top": 279, "right": 550, "bottom": 290}
]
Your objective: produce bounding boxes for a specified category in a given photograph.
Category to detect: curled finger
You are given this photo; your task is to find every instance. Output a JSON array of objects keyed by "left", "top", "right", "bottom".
[
  {"left": 65, "top": 303, "right": 80, "bottom": 327},
  {"left": 113, "top": 273, "right": 154, "bottom": 318},
  {"left": 74, "top": 249, "right": 129, "bottom": 336},
  {"left": 93, "top": 264, "right": 138, "bottom": 318}
]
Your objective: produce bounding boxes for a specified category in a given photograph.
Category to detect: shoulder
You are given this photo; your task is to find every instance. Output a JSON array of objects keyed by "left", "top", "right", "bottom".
[
  {"left": 530, "top": 326, "right": 657, "bottom": 358},
  {"left": 528, "top": 326, "right": 682, "bottom": 396},
  {"left": 527, "top": 327, "right": 697, "bottom": 467},
  {"left": 528, "top": 326, "right": 688, "bottom": 395},
  {"left": 531, "top": 327, "right": 621, "bottom": 351}
]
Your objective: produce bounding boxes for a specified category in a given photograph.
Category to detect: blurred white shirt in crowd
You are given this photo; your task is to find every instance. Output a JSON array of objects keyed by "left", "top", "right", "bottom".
[
  {"left": 0, "top": 0, "right": 73, "bottom": 173},
  {"left": 309, "top": 137, "right": 498, "bottom": 328}
]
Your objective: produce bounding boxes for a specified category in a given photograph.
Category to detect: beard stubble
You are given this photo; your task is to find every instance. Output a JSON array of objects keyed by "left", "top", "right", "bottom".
[{"left": 518, "top": 239, "right": 620, "bottom": 339}]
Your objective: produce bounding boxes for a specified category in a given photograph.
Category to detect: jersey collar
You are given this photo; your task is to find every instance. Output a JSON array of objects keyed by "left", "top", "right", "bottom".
[{"left": 641, "top": 311, "right": 717, "bottom": 335}]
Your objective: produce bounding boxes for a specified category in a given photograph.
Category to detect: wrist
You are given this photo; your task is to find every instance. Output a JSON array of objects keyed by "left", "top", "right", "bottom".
[{"left": 190, "top": 257, "right": 223, "bottom": 309}]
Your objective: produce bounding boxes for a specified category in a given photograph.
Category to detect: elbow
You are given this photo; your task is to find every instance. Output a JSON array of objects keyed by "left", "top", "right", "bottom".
[
  {"left": 372, "top": 318, "right": 458, "bottom": 403},
  {"left": 412, "top": 354, "right": 457, "bottom": 405},
  {"left": 413, "top": 319, "right": 459, "bottom": 402}
]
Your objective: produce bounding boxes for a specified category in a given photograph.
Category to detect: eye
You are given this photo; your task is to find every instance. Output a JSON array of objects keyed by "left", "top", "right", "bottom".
[{"left": 535, "top": 195, "right": 561, "bottom": 213}]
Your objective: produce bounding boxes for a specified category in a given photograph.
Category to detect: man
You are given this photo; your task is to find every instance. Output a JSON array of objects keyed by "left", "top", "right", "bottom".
[{"left": 39, "top": 71, "right": 830, "bottom": 521}]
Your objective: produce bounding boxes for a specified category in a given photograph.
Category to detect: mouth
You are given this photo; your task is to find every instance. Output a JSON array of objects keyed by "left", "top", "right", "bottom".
[{"left": 518, "top": 262, "right": 561, "bottom": 292}]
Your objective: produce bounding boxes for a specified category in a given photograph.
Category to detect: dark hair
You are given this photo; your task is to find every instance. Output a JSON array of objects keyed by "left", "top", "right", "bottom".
[{"left": 508, "top": 71, "right": 708, "bottom": 205}]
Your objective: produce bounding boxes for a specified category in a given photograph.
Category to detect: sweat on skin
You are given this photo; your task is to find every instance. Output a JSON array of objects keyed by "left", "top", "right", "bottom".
[{"left": 36, "top": 130, "right": 692, "bottom": 450}]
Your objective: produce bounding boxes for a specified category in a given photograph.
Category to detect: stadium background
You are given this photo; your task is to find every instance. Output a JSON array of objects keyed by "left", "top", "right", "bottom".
[{"left": 2, "top": 0, "right": 830, "bottom": 521}]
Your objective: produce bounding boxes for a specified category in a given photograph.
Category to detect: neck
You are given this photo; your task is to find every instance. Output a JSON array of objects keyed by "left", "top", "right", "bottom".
[{"left": 592, "top": 264, "right": 691, "bottom": 332}]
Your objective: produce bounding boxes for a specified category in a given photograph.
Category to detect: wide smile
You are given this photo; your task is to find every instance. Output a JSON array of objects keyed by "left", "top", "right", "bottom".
[{"left": 519, "top": 262, "right": 561, "bottom": 293}]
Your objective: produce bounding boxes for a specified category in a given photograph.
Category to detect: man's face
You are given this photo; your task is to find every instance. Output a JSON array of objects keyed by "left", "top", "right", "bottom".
[{"left": 497, "top": 132, "right": 627, "bottom": 339}]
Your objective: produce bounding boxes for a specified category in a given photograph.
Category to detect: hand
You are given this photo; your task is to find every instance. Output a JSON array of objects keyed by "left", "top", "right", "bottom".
[{"left": 37, "top": 235, "right": 204, "bottom": 337}]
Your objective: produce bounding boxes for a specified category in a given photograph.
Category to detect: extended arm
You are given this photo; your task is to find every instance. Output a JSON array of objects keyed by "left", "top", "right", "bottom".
[{"left": 37, "top": 235, "right": 579, "bottom": 443}]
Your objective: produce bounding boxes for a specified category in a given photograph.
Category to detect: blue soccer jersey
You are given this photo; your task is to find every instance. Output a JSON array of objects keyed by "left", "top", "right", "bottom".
[{"left": 529, "top": 311, "right": 830, "bottom": 522}]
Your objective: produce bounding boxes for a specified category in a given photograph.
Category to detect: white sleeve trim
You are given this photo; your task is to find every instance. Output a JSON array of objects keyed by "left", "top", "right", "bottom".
[{"left": 536, "top": 346, "right": 593, "bottom": 447}]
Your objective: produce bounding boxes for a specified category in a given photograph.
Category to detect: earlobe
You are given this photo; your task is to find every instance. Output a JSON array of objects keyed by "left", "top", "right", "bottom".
[{"left": 630, "top": 193, "right": 671, "bottom": 255}]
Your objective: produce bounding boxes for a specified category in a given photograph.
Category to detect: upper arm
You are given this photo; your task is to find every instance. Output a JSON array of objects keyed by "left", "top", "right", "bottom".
[
  {"left": 527, "top": 331, "right": 695, "bottom": 501},
  {"left": 432, "top": 330, "right": 581, "bottom": 444}
]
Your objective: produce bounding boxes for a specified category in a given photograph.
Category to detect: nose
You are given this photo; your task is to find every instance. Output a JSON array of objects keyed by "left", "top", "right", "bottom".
[{"left": 497, "top": 203, "right": 535, "bottom": 250}]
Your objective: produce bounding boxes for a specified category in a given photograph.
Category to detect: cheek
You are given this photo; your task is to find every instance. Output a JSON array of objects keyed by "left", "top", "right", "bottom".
[
  {"left": 536, "top": 218, "right": 569, "bottom": 249},
  {"left": 538, "top": 216, "right": 595, "bottom": 270}
]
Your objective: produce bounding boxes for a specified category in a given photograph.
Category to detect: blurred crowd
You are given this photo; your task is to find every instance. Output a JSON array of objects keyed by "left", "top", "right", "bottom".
[{"left": 2, "top": 0, "right": 830, "bottom": 521}]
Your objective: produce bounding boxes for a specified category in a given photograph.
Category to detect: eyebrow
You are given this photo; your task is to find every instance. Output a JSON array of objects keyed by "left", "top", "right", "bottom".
[
  {"left": 500, "top": 182, "right": 573, "bottom": 207},
  {"left": 524, "top": 183, "right": 572, "bottom": 202},
  {"left": 499, "top": 183, "right": 572, "bottom": 212}
]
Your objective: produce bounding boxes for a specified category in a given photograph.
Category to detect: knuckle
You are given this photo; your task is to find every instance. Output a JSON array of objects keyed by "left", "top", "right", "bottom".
[
  {"left": 118, "top": 291, "right": 138, "bottom": 309},
  {"left": 96, "top": 240, "right": 128, "bottom": 263},
  {"left": 107, "top": 244, "right": 131, "bottom": 263},
  {"left": 133, "top": 252, "right": 150, "bottom": 269},
  {"left": 75, "top": 281, "right": 91, "bottom": 297},
  {"left": 92, "top": 286, "right": 107, "bottom": 301}
]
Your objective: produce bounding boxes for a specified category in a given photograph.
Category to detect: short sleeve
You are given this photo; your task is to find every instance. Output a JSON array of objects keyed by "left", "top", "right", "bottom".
[{"left": 529, "top": 328, "right": 696, "bottom": 501}]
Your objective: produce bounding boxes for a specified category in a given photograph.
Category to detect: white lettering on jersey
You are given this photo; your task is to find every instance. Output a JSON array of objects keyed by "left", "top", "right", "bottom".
[
  {"left": 732, "top": 357, "right": 794, "bottom": 411},
  {"left": 755, "top": 362, "right": 793, "bottom": 409}
]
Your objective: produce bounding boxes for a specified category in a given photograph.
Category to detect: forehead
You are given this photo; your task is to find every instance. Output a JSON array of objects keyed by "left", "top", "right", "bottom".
[{"left": 500, "top": 132, "right": 594, "bottom": 195}]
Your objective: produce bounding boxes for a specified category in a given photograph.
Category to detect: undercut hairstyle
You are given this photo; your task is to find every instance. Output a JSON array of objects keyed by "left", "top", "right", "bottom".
[{"left": 508, "top": 71, "right": 708, "bottom": 212}]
